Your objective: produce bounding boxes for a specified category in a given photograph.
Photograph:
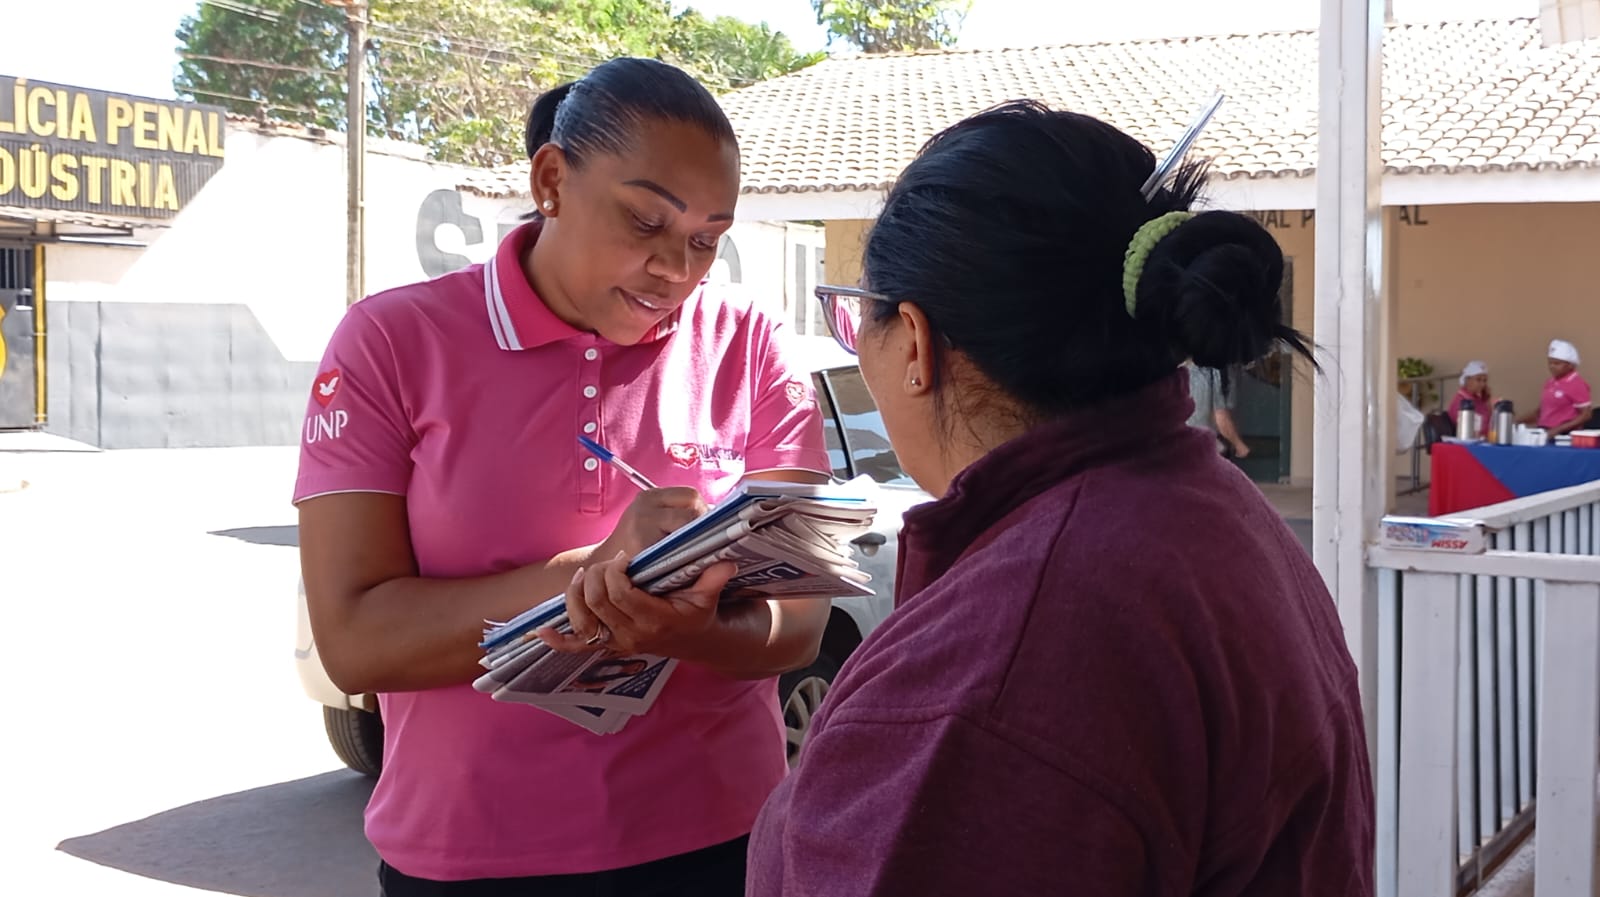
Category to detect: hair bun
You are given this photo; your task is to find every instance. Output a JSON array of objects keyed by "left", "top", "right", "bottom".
[
  {"left": 525, "top": 82, "right": 577, "bottom": 158},
  {"left": 1133, "top": 210, "right": 1293, "bottom": 369}
]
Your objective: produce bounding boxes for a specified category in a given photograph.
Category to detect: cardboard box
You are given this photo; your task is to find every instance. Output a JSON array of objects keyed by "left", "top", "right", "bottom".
[{"left": 1379, "top": 516, "right": 1488, "bottom": 554}]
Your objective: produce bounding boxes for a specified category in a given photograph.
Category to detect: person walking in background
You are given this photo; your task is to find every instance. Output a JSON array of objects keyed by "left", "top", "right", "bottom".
[{"left": 1185, "top": 360, "right": 1251, "bottom": 457}]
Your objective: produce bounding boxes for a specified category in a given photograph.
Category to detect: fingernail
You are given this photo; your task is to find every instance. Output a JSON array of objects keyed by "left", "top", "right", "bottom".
[
  {"left": 615, "top": 550, "right": 627, "bottom": 561},
  {"left": 571, "top": 566, "right": 585, "bottom": 584}
]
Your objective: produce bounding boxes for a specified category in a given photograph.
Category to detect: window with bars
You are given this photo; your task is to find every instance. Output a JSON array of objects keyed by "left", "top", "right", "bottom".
[{"left": 0, "top": 247, "right": 34, "bottom": 308}]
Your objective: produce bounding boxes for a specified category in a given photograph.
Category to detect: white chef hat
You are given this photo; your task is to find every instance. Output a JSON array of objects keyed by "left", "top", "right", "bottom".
[
  {"left": 1460, "top": 360, "right": 1489, "bottom": 384},
  {"left": 1549, "top": 339, "right": 1582, "bottom": 365}
]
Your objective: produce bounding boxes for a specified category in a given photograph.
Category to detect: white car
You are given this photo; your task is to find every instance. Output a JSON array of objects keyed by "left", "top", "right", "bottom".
[{"left": 295, "top": 351, "right": 930, "bottom": 775}]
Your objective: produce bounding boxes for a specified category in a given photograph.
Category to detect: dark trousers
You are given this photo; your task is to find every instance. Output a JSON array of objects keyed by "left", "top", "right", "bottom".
[{"left": 378, "top": 836, "right": 749, "bottom": 897}]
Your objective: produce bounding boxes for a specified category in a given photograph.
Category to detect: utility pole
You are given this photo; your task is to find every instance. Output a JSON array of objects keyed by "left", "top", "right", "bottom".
[{"left": 325, "top": 0, "right": 367, "bottom": 306}]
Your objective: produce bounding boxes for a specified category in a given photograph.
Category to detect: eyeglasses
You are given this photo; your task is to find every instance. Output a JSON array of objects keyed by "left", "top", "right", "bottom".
[{"left": 813, "top": 284, "right": 889, "bottom": 356}]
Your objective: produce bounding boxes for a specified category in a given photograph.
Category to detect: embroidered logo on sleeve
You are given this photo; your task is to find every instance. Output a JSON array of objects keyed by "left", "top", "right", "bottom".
[
  {"left": 784, "top": 380, "right": 807, "bottom": 405},
  {"left": 667, "top": 443, "right": 744, "bottom": 470},
  {"left": 667, "top": 443, "right": 702, "bottom": 468},
  {"left": 313, "top": 369, "right": 342, "bottom": 408},
  {"left": 304, "top": 409, "right": 349, "bottom": 444}
]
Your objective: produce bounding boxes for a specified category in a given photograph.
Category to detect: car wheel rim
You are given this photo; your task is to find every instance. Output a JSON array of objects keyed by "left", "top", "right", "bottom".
[{"left": 784, "top": 675, "right": 830, "bottom": 768}]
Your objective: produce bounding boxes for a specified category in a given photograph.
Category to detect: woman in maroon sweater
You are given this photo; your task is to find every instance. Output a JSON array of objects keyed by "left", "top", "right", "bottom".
[{"left": 745, "top": 102, "right": 1375, "bottom": 895}]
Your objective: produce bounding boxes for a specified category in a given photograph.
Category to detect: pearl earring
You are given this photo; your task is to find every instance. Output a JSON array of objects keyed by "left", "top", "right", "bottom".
[{"left": 542, "top": 199, "right": 554, "bottom": 211}]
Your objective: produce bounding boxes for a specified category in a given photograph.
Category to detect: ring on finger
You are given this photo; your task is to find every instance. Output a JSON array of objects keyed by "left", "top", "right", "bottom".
[{"left": 584, "top": 624, "right": 610, "bottom": 646}]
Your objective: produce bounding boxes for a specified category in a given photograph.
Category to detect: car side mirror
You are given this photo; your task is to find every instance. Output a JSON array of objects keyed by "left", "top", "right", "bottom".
[{"left": 851, "top": 531, "right": 887, "bottom": 557}]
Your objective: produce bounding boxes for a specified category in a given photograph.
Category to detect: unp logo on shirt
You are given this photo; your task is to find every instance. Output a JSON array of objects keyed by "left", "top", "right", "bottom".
[
  {"left": 304, "top": 368, "right": 349, "bottom": 445},
  {"left": 666, "top": 443, "right": 744, "bottom": 470}
]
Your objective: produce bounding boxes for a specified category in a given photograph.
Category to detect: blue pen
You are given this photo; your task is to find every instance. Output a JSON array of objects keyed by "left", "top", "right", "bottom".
[{"left": 578, "top": 435, "right": 659, "bottom": 491}]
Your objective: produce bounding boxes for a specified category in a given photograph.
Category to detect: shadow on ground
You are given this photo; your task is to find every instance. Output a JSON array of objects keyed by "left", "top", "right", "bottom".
[
  {"left": 211, "top": 525, "right": 300, "bottom": 547},
  {"left": 58, "top": 770, "right": 376, "bottom": 897}
]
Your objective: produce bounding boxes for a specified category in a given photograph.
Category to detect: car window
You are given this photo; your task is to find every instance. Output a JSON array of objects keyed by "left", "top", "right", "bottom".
[
  {"left": 811, "top": 371, "right": 851, "bottom": 480},
  {"left": 821, "top": 367, "right": 915, "bottom": 486}
]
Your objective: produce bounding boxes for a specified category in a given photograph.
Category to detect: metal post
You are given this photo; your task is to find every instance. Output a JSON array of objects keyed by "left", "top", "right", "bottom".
[
  {"left": 32, "top": 243, "right": 45, "bottom": 425},
  {"left": 1312, "top": 0, "right": 1388, "bottom": 772},
  {"left": 327, "top": 0, "right": 367, "bottom": 306}
]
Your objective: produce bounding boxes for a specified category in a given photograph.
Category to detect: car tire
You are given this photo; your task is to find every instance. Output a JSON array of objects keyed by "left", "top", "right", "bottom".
[
  {"left": 323, "top": 705, "right": 384, "bottom": 778},
  {"left": 778, "top": 650, "right": 841, "bottom": 768}
]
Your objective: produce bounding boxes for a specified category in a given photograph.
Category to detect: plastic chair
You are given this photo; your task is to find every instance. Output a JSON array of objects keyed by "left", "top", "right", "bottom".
[{"left": 1423, "top": 411, "right": 1455, "bottom": 453}]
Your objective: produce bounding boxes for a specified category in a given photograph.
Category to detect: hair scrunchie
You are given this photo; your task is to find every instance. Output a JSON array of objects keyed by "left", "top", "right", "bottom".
[{"left": 1122, "top": 211, "right": 1194, "bottom": 317}]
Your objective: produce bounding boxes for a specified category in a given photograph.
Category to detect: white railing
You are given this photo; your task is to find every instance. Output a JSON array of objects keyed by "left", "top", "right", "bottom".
[{"left": 1370, "top": 481, "right": 1600, "bottom": 897}]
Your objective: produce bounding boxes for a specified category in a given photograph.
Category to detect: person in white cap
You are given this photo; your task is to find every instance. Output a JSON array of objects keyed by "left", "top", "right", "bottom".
[
  {"left": 1448, "top": 360, "right": 1494, "bottom": 439},
  {"left": 1523, "top": 339, "right": 1592, "bottom": 436}
]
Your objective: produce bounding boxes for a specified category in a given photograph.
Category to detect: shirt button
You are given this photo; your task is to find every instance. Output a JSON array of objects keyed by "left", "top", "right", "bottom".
[
  {"left": 583, "top": 386, "right": 598, "bottom": 399},
  {"left": 583, "top": 458, "right": 599, "bottom": 472},
  {"left": 584, "top": 348, "right": 599, "bottom": 361},
  {"left": 583, "top": 422, "right": 597, "bottom": 434}
]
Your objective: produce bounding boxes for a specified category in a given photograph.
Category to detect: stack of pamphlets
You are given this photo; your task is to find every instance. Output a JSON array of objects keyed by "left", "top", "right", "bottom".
[{"left": 475, "top": 480, "right": 878, "bottom": 734}]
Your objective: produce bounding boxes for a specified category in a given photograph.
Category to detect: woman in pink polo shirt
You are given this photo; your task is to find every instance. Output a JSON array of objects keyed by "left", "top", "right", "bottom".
[
  {"left": 294, "top": 58, "right": 831, "bottom": 896},
  {"left": 1448, "top": 360, "right": 1494, "bottom": 439},
  {"left": 1528, "top": 339, "right": 1593, "bottom": 436}
]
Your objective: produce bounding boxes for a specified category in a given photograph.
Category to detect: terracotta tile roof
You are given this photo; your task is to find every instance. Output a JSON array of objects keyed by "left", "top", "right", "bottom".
[{"left": 457, "top": 18, "right": 1600, "bottom": 199}]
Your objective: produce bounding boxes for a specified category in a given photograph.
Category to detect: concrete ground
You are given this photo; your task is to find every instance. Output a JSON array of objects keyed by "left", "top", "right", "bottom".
[{"left": 1, "top": 442, "right": 378, "bottom": 897}]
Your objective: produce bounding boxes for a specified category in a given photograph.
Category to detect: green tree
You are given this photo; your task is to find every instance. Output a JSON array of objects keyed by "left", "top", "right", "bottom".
[
  {"left": 173, "top": 0, "right": 347, "bottom": 125},
  {"left": 668, "top": 10, "right": 827, "bottom": 92},
  {"left": 174, "top": 0, "right": 823, "bottom": 166},
  {"left": 367, "top": 0, "right": 614, "bottom": 165},
  {"left": 811, "top": 0, "right": 970, "bottom": 53}
]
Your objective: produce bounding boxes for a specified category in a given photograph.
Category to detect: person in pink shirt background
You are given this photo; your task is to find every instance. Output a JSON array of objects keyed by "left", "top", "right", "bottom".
[
  {"left": 1448, "top": 360, "right": 1494, "bottom": 439},
  {"left": 295, "top": 58, "right": 831, "bottom": 897},
  {"left": 1523, "top": 339, "right": 1592, "bottom": 436}
]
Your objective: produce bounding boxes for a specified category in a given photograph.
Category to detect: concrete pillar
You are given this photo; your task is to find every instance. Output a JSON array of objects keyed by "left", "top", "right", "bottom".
[{"left": 1312, "top": 0, "right": 1389, "bottom": 771}]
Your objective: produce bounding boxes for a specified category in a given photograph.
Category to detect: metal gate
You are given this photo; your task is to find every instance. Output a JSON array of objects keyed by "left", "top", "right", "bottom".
[{"left": 0, "top": 245, "right": 37, "bottom": 429}]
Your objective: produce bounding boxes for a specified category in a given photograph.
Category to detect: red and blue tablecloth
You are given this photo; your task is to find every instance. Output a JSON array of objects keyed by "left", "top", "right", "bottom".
[{"left": 1430, "top": 443, "right": 1600, "bottom": 516}]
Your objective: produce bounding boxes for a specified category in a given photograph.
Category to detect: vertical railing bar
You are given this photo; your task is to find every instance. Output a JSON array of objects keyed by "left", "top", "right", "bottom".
[
  {"left": 1515, "top": 521, "right": 1536, "bottom": 810},
  {"left": 1495, "top": 562, "right": 1517, "bottom": 827},
  {"left": 1533, "top": 579, "right": 1544, "bottom": 797},
  {"left": 1398, "top": 570, "right": 1461, "bottom": 896},
  {"left": 1459, "top": 574, "right": 1477, "bottom": 859},
  {"left": 1475, "top": 571, "right": 1498, "bottom": 844},
  {"left": 1533, "top": 581, "right": 1600, "bottom": 897},
  {"left": 1376, "top": 568, "right": 1401, "bottom": 897}
]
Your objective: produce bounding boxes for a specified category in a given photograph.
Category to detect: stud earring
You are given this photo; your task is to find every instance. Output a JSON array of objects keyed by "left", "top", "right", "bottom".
[
  {"left": 910, "top": 377, "right": 922, "bottom": 388},
  {"left": 542, "top": 199, "right": 555, "bottom": 211}
]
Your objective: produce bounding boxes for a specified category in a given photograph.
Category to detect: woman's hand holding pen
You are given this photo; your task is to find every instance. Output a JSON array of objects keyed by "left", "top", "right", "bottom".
[
  {"left": 593, "top": 487, "right": 706, "bottom": 560},
  {"left": 538, "top": 551, "right": 738, "bottom": 659}
]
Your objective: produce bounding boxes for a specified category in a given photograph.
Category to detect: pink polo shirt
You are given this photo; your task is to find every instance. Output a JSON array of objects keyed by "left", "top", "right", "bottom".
[
  {"left": 293, "top": 222, "right": 829, "bottom": 880},
  {"left": 1540, "top": 371, "right": 1592, "bottom": 430}
]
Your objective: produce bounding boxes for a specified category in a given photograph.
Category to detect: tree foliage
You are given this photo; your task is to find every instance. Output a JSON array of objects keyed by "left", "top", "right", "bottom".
[
  {"left": 811, "top": 0, "right": 970, "bottom": 53},
  {"left": 173, "top": 0, "right": 822, "bottom": 165},
  {"left": 173, "top": 0, "right": 349, "bottom": 127}
]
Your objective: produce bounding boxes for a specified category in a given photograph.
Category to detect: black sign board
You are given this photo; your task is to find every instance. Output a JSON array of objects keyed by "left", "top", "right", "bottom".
[{"left": 0, "top": 75, "right": 227, "bottom": 219}]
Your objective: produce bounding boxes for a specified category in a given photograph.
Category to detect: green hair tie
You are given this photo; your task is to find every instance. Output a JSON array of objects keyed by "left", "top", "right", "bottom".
[{"left": 1122, "top": 211, "right": 1194, "bottom": 317}]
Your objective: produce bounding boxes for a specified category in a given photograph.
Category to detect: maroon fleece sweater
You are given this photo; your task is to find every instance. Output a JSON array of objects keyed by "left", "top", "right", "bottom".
[{"left": 747, "top": 372, "right": 1374, "bottom": 897}]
